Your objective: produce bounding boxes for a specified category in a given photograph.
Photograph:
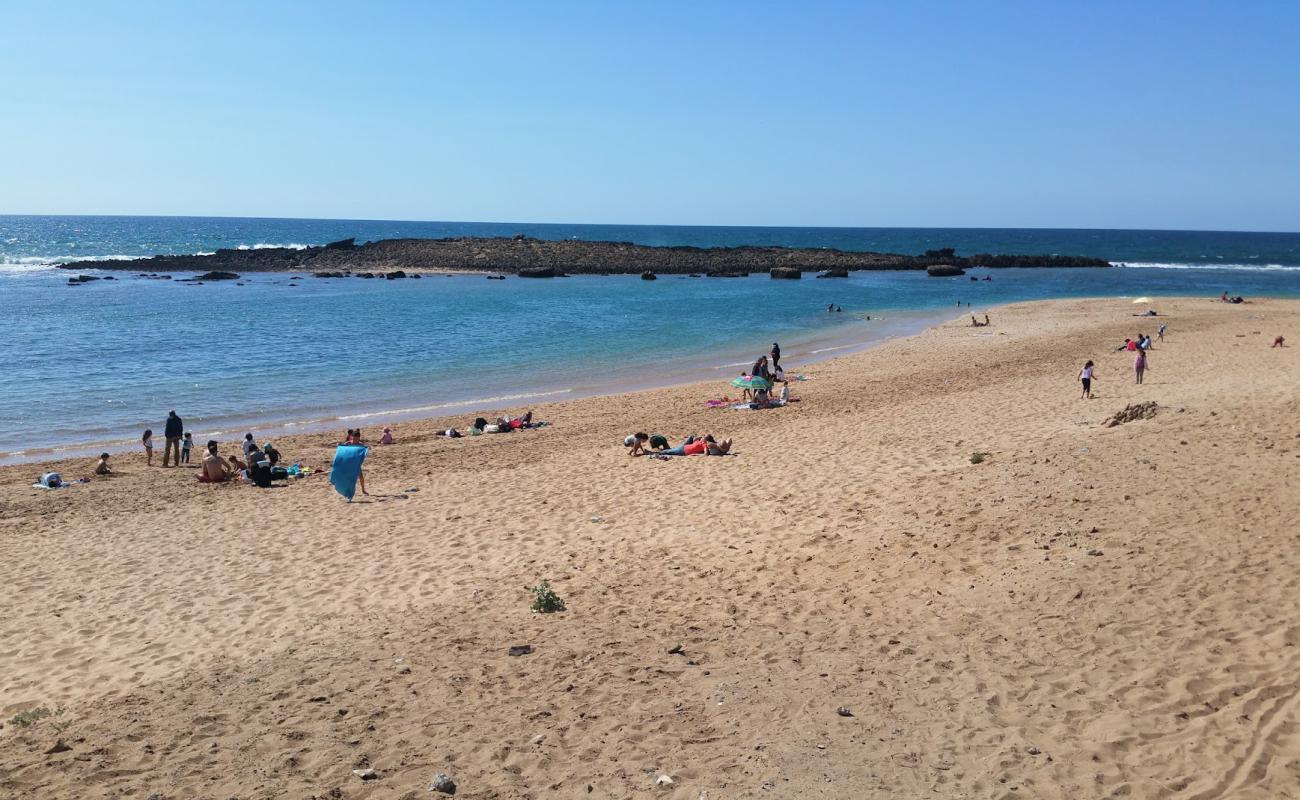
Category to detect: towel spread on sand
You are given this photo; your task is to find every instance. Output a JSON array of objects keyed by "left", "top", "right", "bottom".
[{"left": 329, "top": 445, "right": 368, "bottom": 501}]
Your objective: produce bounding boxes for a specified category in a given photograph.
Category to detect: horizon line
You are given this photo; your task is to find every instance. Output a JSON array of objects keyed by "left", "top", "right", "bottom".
[{"left": 1, "top": 211, "right": 1298, "bottom": 237}]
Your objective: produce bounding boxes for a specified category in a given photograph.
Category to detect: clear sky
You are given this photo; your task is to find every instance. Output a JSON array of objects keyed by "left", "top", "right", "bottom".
[{"left": 4, "top": 1, "right": 1298, "bottom": 231}]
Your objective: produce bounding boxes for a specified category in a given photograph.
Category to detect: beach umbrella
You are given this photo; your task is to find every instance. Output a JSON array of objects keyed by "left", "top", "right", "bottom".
[
  {"left": 329, "top": 444, "right": 369, "bottom": 501},
  {"left": 731, "top": 375, "right": 771, "bottom": 390}
]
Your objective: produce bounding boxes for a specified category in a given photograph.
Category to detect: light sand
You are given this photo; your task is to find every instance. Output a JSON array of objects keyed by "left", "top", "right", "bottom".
[{"left": 1, "top": 297, "right": 1298, "bottom": 799}]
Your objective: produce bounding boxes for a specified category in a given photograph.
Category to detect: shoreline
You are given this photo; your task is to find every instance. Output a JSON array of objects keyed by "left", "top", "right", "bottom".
[{"left": 1, "top": 305, "right": 958, "bottom": 468}]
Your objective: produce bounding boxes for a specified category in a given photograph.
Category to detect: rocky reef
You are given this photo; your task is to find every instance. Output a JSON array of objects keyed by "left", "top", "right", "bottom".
[{"left": 58, "top": 237, "right": 1112, "bottom": 276}]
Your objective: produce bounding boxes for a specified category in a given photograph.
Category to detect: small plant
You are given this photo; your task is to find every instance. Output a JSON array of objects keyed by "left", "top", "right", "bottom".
[
  {"left": 528, "top": 580, "right": 566, "bottom": 613},
  {"left": 7, "top": 706, "right": 62, "bottom": 728},
  {"left": 969, "top": 451, "right": 992, "bottom": 464}
]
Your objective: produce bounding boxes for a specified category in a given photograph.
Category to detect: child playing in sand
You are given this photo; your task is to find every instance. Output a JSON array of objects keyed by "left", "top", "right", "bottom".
[
  {"left": 1158, "top": 323, "right": 1167, "bottom": 342},
  {"left": 1134, "top": 349, "right": 1148, "bottom": 384},
  {"left": 142, "top": 429, "right": 153, "bottom": 466},
  {"left": 1079, "top": 361, "right": 1096, "bottom": 399},
  {"left": 624, "top": 432, "right": 650, "bottom": 456},
  {"left": 181, "top": 432, "right": 192, "bottom": 464},
  {"left": 1273, "top": 335, "right": 1286, "bottom": 348},
  {"left": 95, "top": 453, "right": 112, "bottom": 475},
  {"left": 380, "top": 427, "right": 394, "bottom": 445}
]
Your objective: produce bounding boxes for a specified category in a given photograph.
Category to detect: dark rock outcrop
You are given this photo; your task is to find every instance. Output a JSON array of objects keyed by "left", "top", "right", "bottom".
[
  {"left": 926, "top": 264, "right": 966, "bottom": 277},
  {"left": 195, "top": 271, "right": 240, "bottom": 281},
  {"left": 640, "top": 272, "right": 657, "bottom": 281},
  {"left": 518, "top": 267, "right": 557, "bottom": 278},
  {"left": 770, "top": 267, "right": 801, "bottom": 280},
  {"left": 817, "top": 268, "right": 848, "bottom": 278},
  {"left": 57, "top": 237, "right": 1112, "bottom": 277},
  {"left": 324, "top": 238, "right": 356, "bottom": 250},
  {"left": 68, "top": 274, "right": 100, "bottom": 283},
  {"left": 385, "top": 270, "right": 407, "bottom": 280}
]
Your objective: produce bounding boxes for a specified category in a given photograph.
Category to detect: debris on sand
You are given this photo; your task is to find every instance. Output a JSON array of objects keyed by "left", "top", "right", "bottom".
[{"left": 1103, "top": 401, "right": 1158, "bottom": 427}]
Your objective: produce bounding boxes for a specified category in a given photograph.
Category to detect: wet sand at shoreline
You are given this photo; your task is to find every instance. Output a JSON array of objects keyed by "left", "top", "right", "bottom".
[{"left": 2, "top": 297, "right": 1298, "bottom": 799}]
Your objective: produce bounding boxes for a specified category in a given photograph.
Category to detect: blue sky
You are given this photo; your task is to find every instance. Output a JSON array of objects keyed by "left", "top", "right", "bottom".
[{"left": 4, "top": 1, "right": 1298, "bottom": 230}]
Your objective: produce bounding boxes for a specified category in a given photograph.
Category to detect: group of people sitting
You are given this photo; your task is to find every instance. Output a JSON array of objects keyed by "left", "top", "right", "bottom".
[
  {"left": 197, "top": 433, "right": 291, "bottom": 486},
  {"left": 624, "top": 432, "right": 733, "bottom": 456},
  {"left": 1116, "top": 328, "right": 1160, "bottom": 353},
  {"left": 969, "top": 314, "right": 991, "bottom": 327},
  {"left": 437, "top": 411, "right": 537, "bottom": 438},
  {"left": 1220, "top": 292, "right": 1246, "bottom": 304}
]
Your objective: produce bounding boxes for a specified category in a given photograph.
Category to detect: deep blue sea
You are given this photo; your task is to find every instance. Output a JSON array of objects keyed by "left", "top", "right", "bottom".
[{"left": 3, "top": 215, "right": 1299, "bottom": 462}]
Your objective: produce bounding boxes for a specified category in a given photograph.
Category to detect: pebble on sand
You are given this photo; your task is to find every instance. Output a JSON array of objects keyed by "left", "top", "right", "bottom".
[{"left": 430, "top": 772, "right": 457, "bottom": 794}]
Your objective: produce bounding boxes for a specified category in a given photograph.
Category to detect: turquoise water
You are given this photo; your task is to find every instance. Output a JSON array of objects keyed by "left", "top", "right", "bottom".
[{"left": 3, "top": 216, "right": 1300, "bottom": 461}]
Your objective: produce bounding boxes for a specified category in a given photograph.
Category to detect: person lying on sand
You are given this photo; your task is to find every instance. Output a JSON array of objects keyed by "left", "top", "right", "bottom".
[
  {"left": 656, "top": 434, "right": 732, "bottom": 456},
  {"left": 95, "top": 453, "right": 112, "bottom": 475}
]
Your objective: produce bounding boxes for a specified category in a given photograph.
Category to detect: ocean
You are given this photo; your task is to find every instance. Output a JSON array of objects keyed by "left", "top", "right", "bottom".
[{"left": 3, "top": 215, "right": 1299, "bottom": 463}]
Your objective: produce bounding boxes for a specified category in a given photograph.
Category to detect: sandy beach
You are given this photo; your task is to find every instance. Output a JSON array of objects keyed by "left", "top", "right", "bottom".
[{"left": 2, "top": 296, "right": 1298, "bottom": 799}]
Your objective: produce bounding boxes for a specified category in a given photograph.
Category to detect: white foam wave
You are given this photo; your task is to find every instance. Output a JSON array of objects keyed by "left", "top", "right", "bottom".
[
  {"left": 1, "top": 253, "right": 146, "bottom": 268},
  {"left": 1115, "top": 261, "right": 1300, "bottom": 272},
  {"left": 235, "top": 243, "right": 309, "bottom": 251},
  {"left": 809, "top": 343, "right": 854, "bottom": 354},
  {"left": 335, "top": 388, "right": 574, "bottom": 421}
]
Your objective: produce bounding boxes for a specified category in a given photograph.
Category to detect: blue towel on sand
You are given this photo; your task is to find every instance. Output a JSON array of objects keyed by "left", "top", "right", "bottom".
[{"left": 329, "top": 444, "right": 368, "bottom": 501}]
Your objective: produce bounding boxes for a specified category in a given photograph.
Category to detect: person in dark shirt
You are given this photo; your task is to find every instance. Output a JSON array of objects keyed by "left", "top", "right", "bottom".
[
  {"left": 163, "top": 410, "right": 184, "bottom": 467},
  {"left": 770, "top": 342, "right": 781, "bottom": 370}
]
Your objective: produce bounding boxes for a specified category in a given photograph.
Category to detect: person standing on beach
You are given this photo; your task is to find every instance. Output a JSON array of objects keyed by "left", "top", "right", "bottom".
[
  {"left": 1158, "top": 323, "right": 1167, "bottom": 343},
  {"left": 1079, "top": 360, "right": 1096, "bottom": 399},
  {"left": 1134, "top": 349, "right": 1148, "bottom": 384},
  {"left": 142, "top": 429, "right": 154, "bottom": 466},
  {"left": 162, "top": 410, "right": 184, "bottom": 467},
  {"left": 770, "top": 342, "right": 781, "bottom": 370},
  {"left": 243, "top": 433, "right": 257, "bottom": 459}
]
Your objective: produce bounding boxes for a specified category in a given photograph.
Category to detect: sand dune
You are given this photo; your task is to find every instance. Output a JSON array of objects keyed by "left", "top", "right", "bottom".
[{"left": 2, "top": 297, "right": 1298, "bottom": 799}]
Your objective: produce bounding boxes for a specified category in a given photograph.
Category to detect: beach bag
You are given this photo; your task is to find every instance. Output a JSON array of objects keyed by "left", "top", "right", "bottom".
[{"left": 250, "top": 462, "right": 273, "bottom": 488}]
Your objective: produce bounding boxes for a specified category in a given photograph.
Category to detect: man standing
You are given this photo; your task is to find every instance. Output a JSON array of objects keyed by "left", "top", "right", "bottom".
[
  {"left": 163, "top": 410, "right": 184, "bottom": 467},
  {"left": 770, "top": 342, "right": 781, "bottom": 370}
]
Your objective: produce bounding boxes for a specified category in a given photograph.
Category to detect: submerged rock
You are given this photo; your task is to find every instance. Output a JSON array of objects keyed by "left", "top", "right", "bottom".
[
  {"left": 926, "top": 264, "right": 965, "bottom": 277},
  {"left": 195, "top": 271, "right": 240, "bottom": 281},
  {"left": 518, "top": 267, "right": 557, "bottom": 278},
  {"left": 770, "top": 267, "right": 802, "bottom": 280}
]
